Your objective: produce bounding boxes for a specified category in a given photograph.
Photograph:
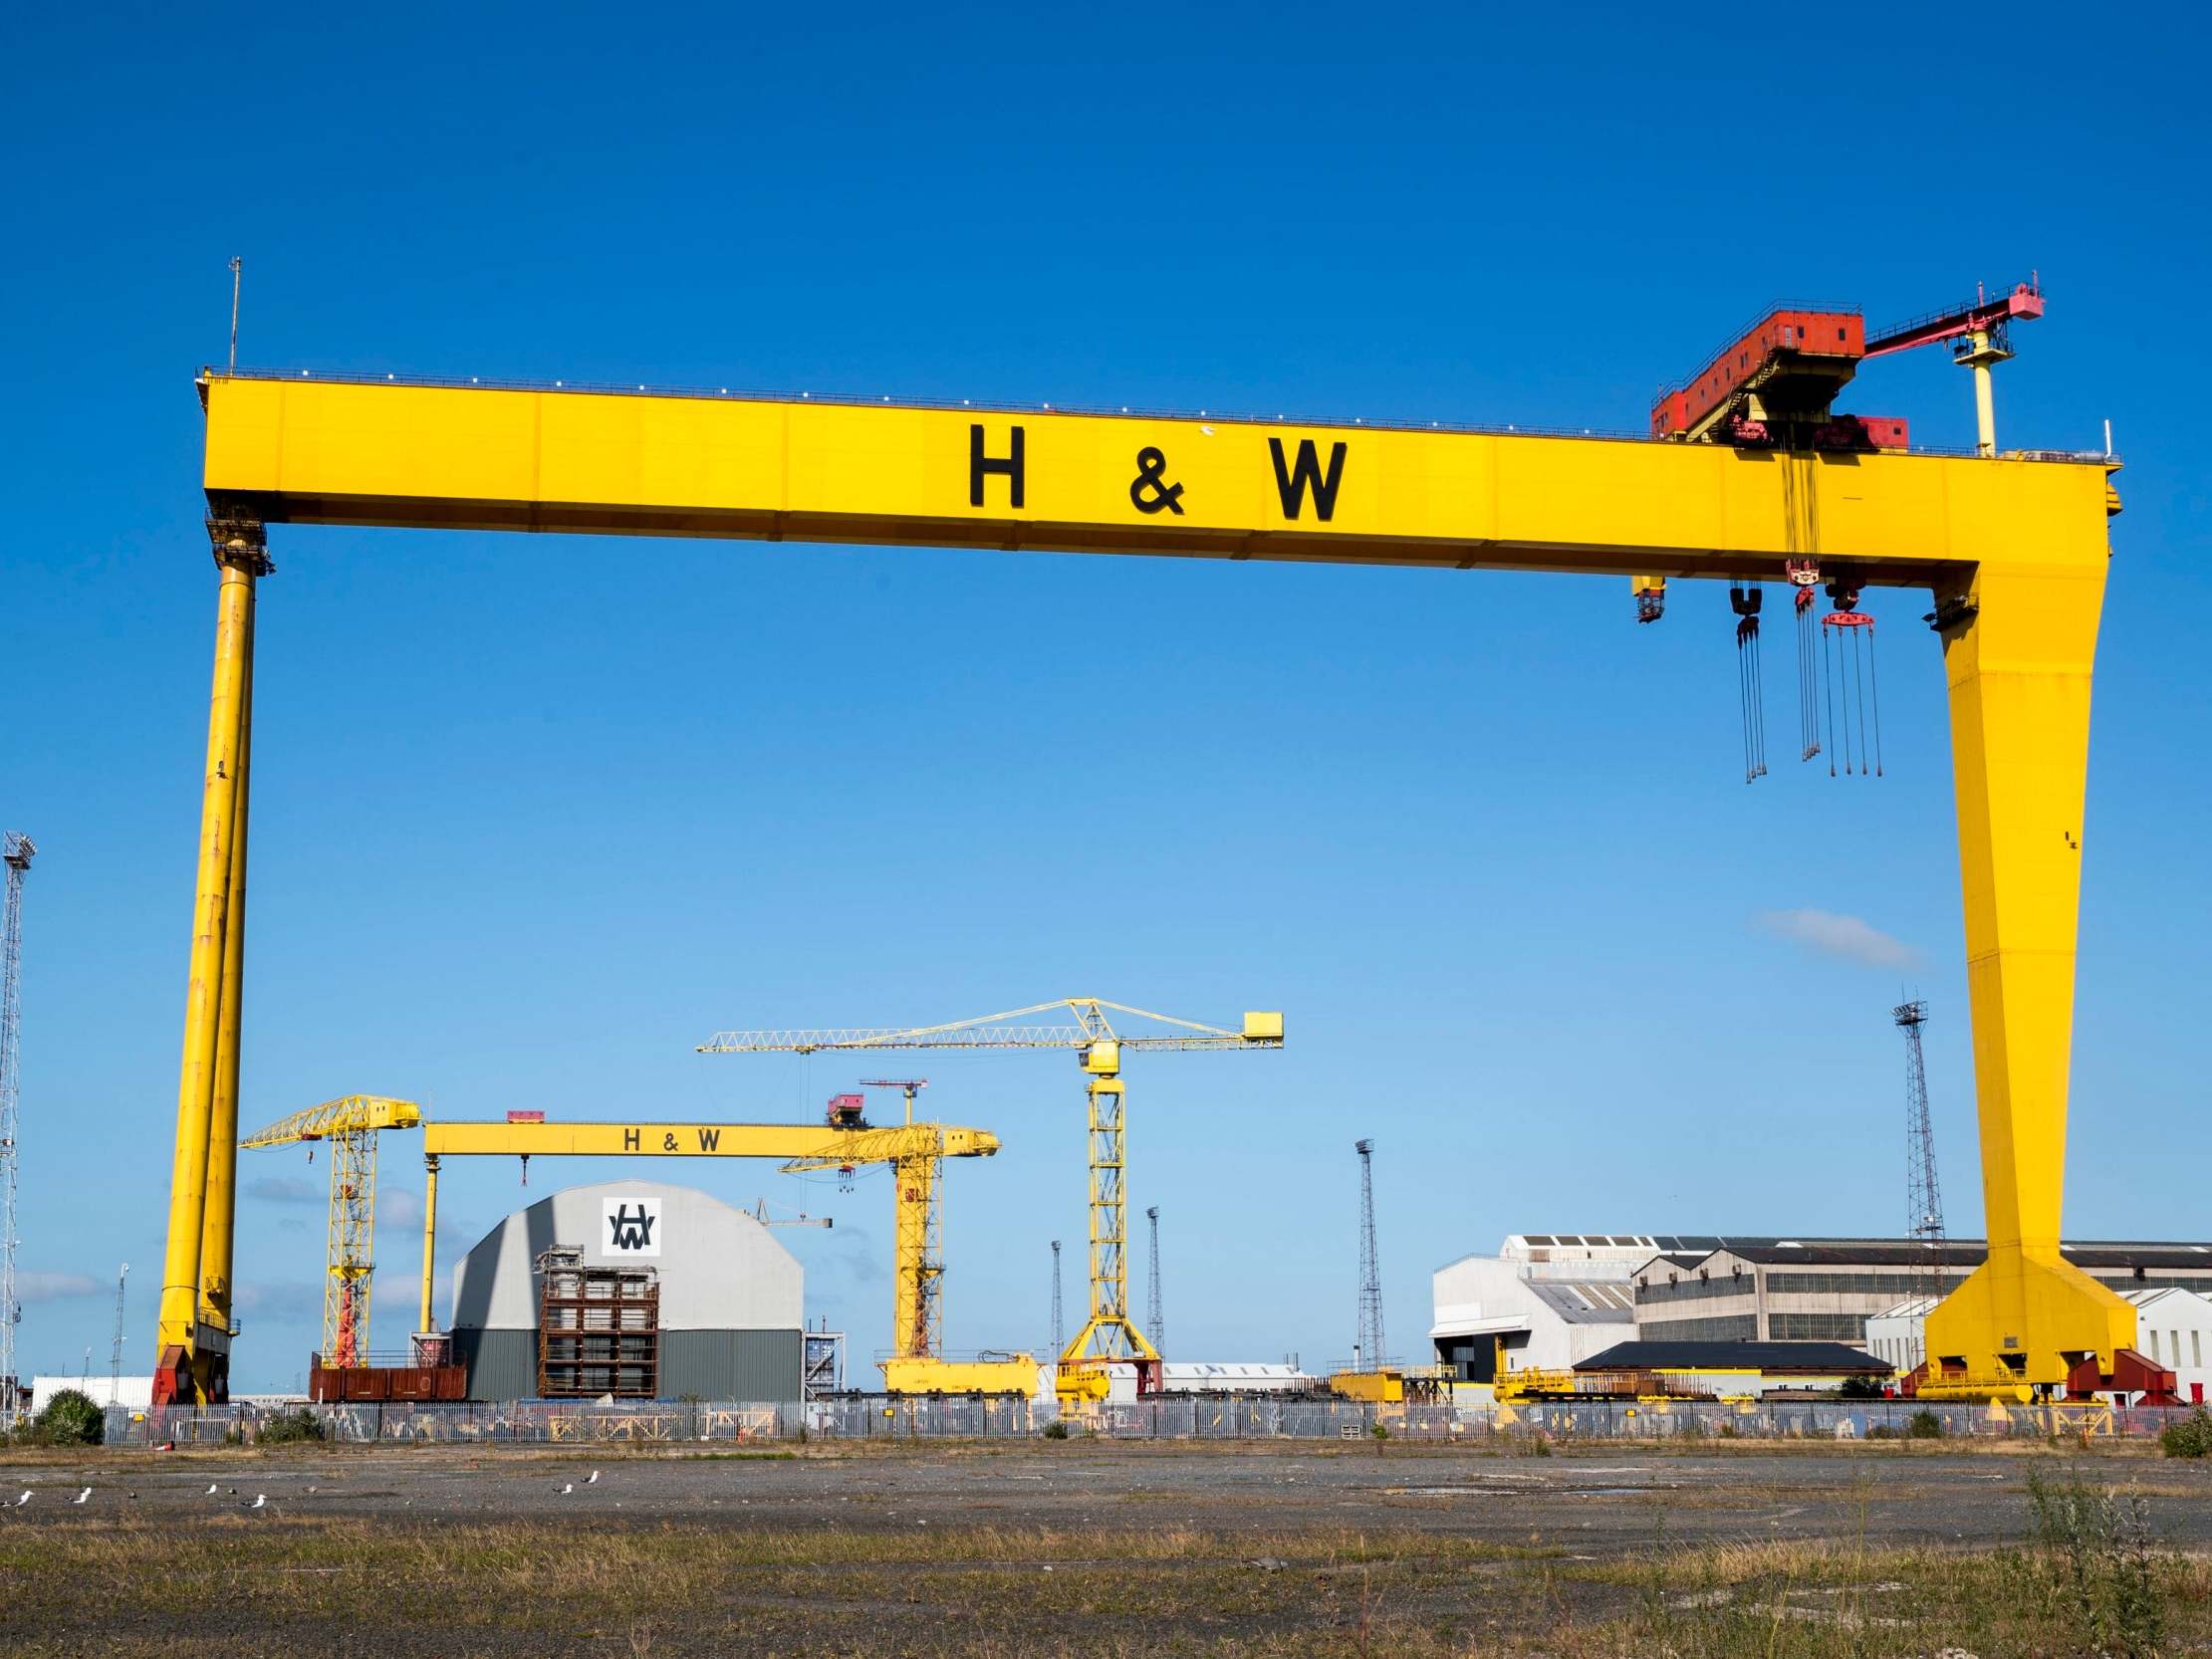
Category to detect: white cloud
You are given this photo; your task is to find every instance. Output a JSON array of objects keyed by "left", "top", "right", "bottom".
[
  {"left": 378, "top": 1187, "right": 424, "bottom": 1229},
  {"left": 1751, "top": 907, "right": 1922, "bottom": 971},
  {"left": 18, "top": 1272, "right": 102, "bottom": 1304},
  {"left": 246, "top": 1175, "right": 321, "bottom": 1205},
  {"left": 234, "top": 1281, "right": 324, "bottom": 1324}
]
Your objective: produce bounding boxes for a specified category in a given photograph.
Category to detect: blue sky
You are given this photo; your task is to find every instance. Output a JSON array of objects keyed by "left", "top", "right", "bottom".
[{"left": 6, "top": 4, "right": 2207, "bottom": 1392}]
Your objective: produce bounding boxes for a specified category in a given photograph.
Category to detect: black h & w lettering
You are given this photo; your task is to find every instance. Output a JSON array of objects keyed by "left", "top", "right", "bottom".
[
  {"left": 1268, "top": 437, "right": 1348, "bottom": 522},
  {"left": 969, "top": 424, "right": 1025, "bottom": 508}
]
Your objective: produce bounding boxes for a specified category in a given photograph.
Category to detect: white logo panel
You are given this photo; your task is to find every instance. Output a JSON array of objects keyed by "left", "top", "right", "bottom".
[{"left": 603, "top": 1195, "right": 662, "bottom": 1257}]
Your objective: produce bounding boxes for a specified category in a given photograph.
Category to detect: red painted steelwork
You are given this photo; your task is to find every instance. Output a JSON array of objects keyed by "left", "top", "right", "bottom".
[{"left": 1652, "top": 308, "right": 1865, "bottom": 438}]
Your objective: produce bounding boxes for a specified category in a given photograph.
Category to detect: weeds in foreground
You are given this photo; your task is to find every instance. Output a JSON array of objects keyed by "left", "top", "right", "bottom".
[
  {"left": 2014, "top": 1467, "right": 2168, "bottom": 1657},
  {"left": 254, "top": 1408, "right": 327, "bottom": 1447},
  {"left": 2160, "top": 1406, "right": 2212, "bottom": 1459}
]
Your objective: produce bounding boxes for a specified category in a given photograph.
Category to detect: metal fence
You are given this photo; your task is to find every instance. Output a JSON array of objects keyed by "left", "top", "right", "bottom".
[{"left": 102, "top": 1395, "right": 2209, "bottom": 1447}]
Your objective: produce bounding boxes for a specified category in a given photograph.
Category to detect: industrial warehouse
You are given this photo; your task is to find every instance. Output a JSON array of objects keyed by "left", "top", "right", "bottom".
[{"left": 1432, "top": 1233, "right": 2212, "bottom": 1405}]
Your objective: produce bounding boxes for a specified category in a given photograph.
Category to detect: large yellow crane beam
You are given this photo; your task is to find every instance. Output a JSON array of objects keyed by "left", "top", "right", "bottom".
[{"left": 163, "top": 368, "right": 2129, "bottom": 1404}]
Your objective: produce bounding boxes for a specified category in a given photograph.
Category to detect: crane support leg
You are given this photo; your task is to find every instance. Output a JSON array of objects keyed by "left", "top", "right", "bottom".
[
  {"left": 1923, "top": 561, "right": 2134, "bottom": 1398},
  {"left": 153, "top": 527, "right": 268, "bottom": 1406},
  {"left": 417, "top": 1154, "right": 440, "bottom": 1343},
  {"left": 890, "top": 1153, "right": 942, "bottom": 1360},
  {"left": 193, "top": 584, "right": 254, "bottom": 1400}
]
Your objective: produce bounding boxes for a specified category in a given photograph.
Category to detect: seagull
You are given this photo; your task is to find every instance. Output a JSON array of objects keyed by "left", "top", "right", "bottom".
[
  {"left": 558, "top": 1483, "right": 575, "bottom": 1496},
  {"left": 205, "top": 1484, "right": 219, "bottom": 1496},
  {"left": 72, "top": 1489, "right": 91, "bottom": 1505},
  {"left": 586, "top": 1470, "right": 601, "bottom": 1486},
  {"left": 12, "top": 1492, "right": 30, "bottom": 1508},
  {"left": 247, "top": 1495, "right": 267, "bottom": 1511}
]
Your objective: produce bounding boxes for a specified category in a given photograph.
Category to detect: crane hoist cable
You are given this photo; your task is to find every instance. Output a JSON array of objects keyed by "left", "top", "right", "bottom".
[
  {"left": 1821, "top": 579, "right": 1884, "bottom": 778},
  {"left": 1787, "top": 559, "right": 1823, "bottom": 762},
  {"left": 1729, "top": 585, "right": 1768, "bottom": 784}
]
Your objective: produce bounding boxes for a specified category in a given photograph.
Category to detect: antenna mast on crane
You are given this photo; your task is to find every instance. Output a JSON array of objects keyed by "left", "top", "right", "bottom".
[
  {"left": 1145, "top": 1206, "right": 1164, "bottom": 1360},
  {"left": 1354, "top": 1139, "right": 1384, "bottom": 1371},
  {"left": 0, "top": 832, "right": 34, "bottom": 1424},
  {"left": 1895, "top": 999, "right": 1948, "bottom": 1365}
]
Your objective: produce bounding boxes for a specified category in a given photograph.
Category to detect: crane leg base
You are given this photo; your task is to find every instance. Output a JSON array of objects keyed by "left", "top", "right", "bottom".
[
  {"left": 1919, "top": 1252, "right": 2135, "bottom": 1400},
  {"left": 150, "top": 1345, "right": 195, "bottom": 1409}
]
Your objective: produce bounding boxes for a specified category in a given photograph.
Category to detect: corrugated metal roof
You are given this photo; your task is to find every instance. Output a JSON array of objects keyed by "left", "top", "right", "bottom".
[
  {"left": 1576, "top": 1339, "right": 1889, "bottom": 1374},
  {"left": 1528, "top": 1282, "right": 1636, "bottom": 1323}
]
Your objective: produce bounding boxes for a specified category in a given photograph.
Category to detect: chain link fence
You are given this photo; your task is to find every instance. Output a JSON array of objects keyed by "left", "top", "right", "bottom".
[{"left": 102, "top": 1395, "right": 2206, "bottom": 1447}]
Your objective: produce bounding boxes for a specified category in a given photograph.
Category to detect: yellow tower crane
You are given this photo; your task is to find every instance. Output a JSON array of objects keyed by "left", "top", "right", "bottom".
[
  {"left": 699, "top": 999, "right": 1284, "bottom": 1400},
  {"left": 238, "top": 1094, "right": 422, "bottom": 1368}
]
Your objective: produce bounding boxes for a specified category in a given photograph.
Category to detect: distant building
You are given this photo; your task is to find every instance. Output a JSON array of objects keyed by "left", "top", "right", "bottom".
[
  {"left": 1155, "top": 1362, "right": 1316, "bottom": 1394},
  {"left": 28, "top": 1375, "right": 152, "bottom": 1413},
  {"left": 1431, "top": 1234, "right": 1710, "bottom": 1380},
  {"left": 1577, "top": 1339, "right": 1890, "bottom": 1395},
  {"left": 1435, "top": 1233, "right": 2212, "bottom": 1380},
  {"left": 446, "top": 1180, "right": 803, "bottom": 1401}
]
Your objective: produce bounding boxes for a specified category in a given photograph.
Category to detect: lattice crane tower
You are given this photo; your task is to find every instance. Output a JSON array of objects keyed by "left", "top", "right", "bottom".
[
  {"left": 239, "top": 1095, "right": 423, "bottom": 1368},
  {"left": 702, "top": 998, "right": 1282, "bottom": 1389},
  {"left": 0, "top": 832, "right": 34, "bottom": 1423},
  {"left": 1354, "top": 1138, "right": 1384, "bottom": 1371},
  {"left": 1895, "top": 999, "right": 1948, "bottom": 1353}
]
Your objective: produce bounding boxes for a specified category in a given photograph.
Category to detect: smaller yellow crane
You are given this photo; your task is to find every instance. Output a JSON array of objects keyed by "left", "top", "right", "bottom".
[
  {"left": 239, "top": 1095, "right": 421, "bottom": 1367},
  {"left": 781, "top": 1101, "right": 1035, "bottom": 1395}
]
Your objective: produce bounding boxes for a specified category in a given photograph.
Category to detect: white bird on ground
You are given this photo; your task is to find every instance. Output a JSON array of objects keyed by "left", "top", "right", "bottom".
[
  {"left": 12, "top": 1492, "right": 30, "bottom": 1508},
  {"left": 247, "top": 1495, "right": 266, "bottom": 1511},
  {"left": 205, "top": 1483, "right": 219, "bottom": 1496},
  {"left": 72, "top": 1489, "right": 91, "bottom": 1505},
  {"left": 587, "top": 1470, "right": 601, "bottom": 1485},
  {"left": 558, "top": 1483, "right": 575, "bottom": 1496}
]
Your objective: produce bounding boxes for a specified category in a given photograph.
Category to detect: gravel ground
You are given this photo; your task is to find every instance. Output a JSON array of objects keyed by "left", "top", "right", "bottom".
[{"left": 4, "top": 1440, "right": 2207, "bottom": 1547}]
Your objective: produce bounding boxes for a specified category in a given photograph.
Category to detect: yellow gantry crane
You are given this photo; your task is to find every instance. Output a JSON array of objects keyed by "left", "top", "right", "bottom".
[
  {"left": 238, "top": 1094, "right": 422, "bottom": 1368},
  {"left": 168, "top": 357, "right": 2130, "bottom": 1403},
  {"left": 699, "top": 999, "right": 1284, "bottom": 1398},
  {"left": 411, "top": 1114, "right": 1012, "bottom": 1391}
]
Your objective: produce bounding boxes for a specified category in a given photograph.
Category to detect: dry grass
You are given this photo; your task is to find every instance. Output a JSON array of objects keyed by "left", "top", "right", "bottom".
[{"left": 1, "top": 1464, "right": 2206, "bottom": 1657}]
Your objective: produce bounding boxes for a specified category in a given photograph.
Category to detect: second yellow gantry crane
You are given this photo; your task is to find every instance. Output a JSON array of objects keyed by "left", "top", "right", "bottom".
[
  {"left": 411, "top": 1113, "right": 1010, "bottom": 1391},
  {"left": 700, "top": 998, "right": 1283, "bottom": 1398}
]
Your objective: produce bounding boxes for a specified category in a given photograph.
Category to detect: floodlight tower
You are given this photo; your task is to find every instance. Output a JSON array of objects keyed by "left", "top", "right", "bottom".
[
  {"left": 109, "top": 1264, "right": 129, "bottom": 1403},
  {"left": 1895, "top": 999, "right": 1948, "bottom": 1361},
  {"left": 0, "top": 832, "right": 34, "bottom": 1424},
  {"left": 1145, "top": 1205, "right": 1164, "bottom": 1359},
  {"left": 1050, "top": 1240, "right": 1064, "bottom": 1354},
  {"left": 1354, "top": 1139, "right": 1384, "bottom": 1371}
]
